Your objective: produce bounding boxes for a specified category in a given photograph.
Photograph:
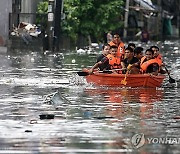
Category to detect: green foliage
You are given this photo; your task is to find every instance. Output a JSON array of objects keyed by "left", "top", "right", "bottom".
[
  {"left": 37, "top": 1, "right": 48, "bottom": 14},
  {"left": 36, "top": 1, "right": 48, "bottom": 31},
  {"left": 63, "top": 0, "right": 124, "bottom": 42},
  {"left": 36, "top": 0, "right": 124, "bottom": 42}
]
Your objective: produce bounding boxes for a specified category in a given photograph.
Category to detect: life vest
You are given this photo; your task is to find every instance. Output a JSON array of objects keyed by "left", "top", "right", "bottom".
[
  {"left": 140, "top": 56, "right": 159, "bottom": 73},
  {"left": 140, "top": 56, "right": 146, "bottom": 65},
  {"left": 109, "top": 41, "right": 125, "bottom": 60},
  {"left": 106, "top": 54, "right": 121, "bottom": 73},
  {"left": 155, "top": 54, "right": 163, "bottom": 66}
]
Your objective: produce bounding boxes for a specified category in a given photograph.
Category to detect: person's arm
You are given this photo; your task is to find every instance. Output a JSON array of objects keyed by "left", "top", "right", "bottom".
[
  {"left": 132, "top": 61, "right": 140, "bottom": 68},
  {"left": 89, "top": 61, "right": 103, "bottom": 74},
  {"left": 121, "top": 61, "right": 127, "bottom": 74},
  {"left": 121, "top": 61, "right": 126, "bottom": 69},
  {"left": 130, "top": 57, "right": 139, "bottom": 67}
]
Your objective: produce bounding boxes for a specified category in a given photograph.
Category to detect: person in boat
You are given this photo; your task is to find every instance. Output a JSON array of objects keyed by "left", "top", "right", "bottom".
[
  {"left": 140, "top": 49, "right": 160, "bottom": 76},
  {"left": 108, "top": 33, "right": 125, "bottom": 61},
  {"left": 133, "top": 47, "right": 144, "bottom": 71},
  {"left": 150, "top": 45, "right": 166, "bottom": 74},
  {"left": 125, "top": 43, "right": 136, "bottom": 59},
  {"left": 134, "top": 47, "right": 143, "bottom": 60},
  {"left": 96, "top": 43, "right": 111, "bottom": 71},
  {"left": 97, "top": 43, "right": 110, "bottom": 63},
  {"left": 121, "top": 47, "right": 140, "bottom": 74},
  {"left": 88, "top": 45, "right": 121, "bottom": 74},
  {"left": 127, "top": 43, "right": 136, "bottom": 51}
]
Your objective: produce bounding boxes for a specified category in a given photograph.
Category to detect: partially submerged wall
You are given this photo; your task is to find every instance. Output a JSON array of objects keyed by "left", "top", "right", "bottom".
[{"left": 0, "top": 0, "right": 12, "bottom": 46}]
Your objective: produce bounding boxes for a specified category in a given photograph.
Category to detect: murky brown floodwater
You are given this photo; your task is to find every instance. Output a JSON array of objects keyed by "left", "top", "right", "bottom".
[{"left": 0, "top": 40, "right": 180, "bottom": 153}]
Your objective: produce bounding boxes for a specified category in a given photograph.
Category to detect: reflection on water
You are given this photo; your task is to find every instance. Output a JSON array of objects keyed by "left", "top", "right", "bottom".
[
  {"left": 0, "top": 40, "right": 179, "bottom": 153},
  {"left": 85, "top": 87, "right": 163, "bottom": 120}
]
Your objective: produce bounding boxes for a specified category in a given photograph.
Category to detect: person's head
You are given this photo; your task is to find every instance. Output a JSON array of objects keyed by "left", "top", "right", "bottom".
[
  {"left": 112, "top": 33, "right": 121, "bottom": 44},
  {"left": 102, "top": 43, "right": 110, "bottom": 56},
  {"left": 110, "top": 45, "right": 118, "bottom": 57},
  {"left": 134, "top": 47, "right": 143, "bottom": 60},
  {"left": 127, "top": 43, "right": 136, "bottom": 50},
  {"left": 150, "top": 46, "right": 159, "bottom": 57},
  {"left": 124, "top": 47, "right": 134, "bottom": 59},
  {"left": 145, "top": 49, "right": 154, "bottom": 60}
]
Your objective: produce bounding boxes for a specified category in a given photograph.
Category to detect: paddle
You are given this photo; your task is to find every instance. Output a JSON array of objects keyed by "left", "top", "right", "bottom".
[
  {"left": 77, "top": 70, "right": 113, "bottom": 76},
  {"left": 121, "top": 70, "right": 128, "bottom": 85},
  {"left": 77, "top": 71, "right": 90, "bottom": 76},
  {"left": 164, "top": 66, "right": 176, "bottom": 83},
  {"left": 121, "top": 64, "right": 132, "bottom": 85},
  {"left": 77, "top": 69, "right": 122, "bottom": 76}
]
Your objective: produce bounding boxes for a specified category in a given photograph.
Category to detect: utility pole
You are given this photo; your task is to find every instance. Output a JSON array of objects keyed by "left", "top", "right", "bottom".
[
  {"left": 53, "top": 0, "right": 63, "bottom": 52},
  {"left": 12, "top": 0, "right": 21, "bottom": 28},
  {"left": 48, "top": 0, "right": 55, "bottom": 52},
  {"left": 178, "top": 0, "right": 180, "bottom": 38},
  {"left": 157, "top": 0, "right": 162, "bottom": 40},
  {"left": 123, "top": 0, "right": 129, "bottom": 40}
]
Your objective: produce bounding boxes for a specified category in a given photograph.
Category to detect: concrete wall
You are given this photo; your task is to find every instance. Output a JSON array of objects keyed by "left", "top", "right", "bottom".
[
  {"left": 20, "top": 0, "right": 41, "bottom": 24},
  {"left": 0, "top": 0, "right": 12, "bottom": 46},
  {"left": 0, "top": 0, "right": 42, "bottom": 46},
  {"left": 21, "top": 0, "right": 41, "bottom": 13}
]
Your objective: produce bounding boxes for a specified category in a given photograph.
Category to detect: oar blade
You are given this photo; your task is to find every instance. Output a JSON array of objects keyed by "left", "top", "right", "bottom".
[
  {"left": 169, "top": 77, "right": 176, "bottom": 83},
  {"left": 164, "top": 66, "right": 176, "bottom": 83},
  {"left": 121, "top": 80, "right": 127, "bottom": 85},
  {"left": 77, "top": 71, "right": 89, "bottom": 76}
]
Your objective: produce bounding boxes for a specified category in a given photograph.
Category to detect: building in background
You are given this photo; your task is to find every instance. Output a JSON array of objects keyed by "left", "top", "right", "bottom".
[
  {"left": 125, "top": 0, "right": 179, "bottom": 41},
  {"left": 0, "top": 0, "right": 12, "bottom": 46},
  {"left": 0, "top": 0, "right": 42, "bottom": 46},
  {"left": 20, "top": 0, "right": 41, "bottom": 23}
]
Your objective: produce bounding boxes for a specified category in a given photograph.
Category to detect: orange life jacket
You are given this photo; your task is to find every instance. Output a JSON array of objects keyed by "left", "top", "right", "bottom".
[
  {"left": 140, "top": 56, "right": 159, "bottom": 73},
  {"left": 109, "top": 41, "right": 125, "bottom": 60},
  {"left": 106, "top": 54, "right": 121, "bottom": 73},
  {"left": 140, "top": 56, "right": 146, "bottom": 65},
  {"left": 155, "top": 54, "right": 163, "bottom": 66}
]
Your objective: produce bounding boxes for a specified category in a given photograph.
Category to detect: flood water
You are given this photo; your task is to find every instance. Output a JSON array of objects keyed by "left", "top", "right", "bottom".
[{"left": 0, "top": 40, "right": 180, "bottom": 153}]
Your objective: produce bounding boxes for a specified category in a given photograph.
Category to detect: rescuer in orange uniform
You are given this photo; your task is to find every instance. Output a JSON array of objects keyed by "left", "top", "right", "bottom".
[
  {"left": 108, "top": 33, "right": 125, "bottom": 61},
  {"left": 150, "top": 45, "right": 166, "bottom": 74},
  {"left": 140, "top": 49, "right": 160, "bottom": 75}
]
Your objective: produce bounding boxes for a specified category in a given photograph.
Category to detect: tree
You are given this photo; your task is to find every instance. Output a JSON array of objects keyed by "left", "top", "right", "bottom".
[
  {"left": 36, "top": 1, "right": 48, "bottom": 31},
  {"left": 63, "top": 0, "right": 124, "bottom": 43},
  {"left": 37, "top": 0, "right": 125, "bottom": 43}
]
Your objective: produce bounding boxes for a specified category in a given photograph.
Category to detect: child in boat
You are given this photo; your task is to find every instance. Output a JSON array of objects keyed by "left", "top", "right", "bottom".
[
  {"left": 121, "top": 47, "right": 140, "bottom": 74},
  {"left": 140, "top": 49, "right": 160, "bottom": 76},
  {"left": 150, "top": 45, "right": 166, "bottom": 74},
  {"left": 88, "top": 45, "right": 121, "bottom": 74}
]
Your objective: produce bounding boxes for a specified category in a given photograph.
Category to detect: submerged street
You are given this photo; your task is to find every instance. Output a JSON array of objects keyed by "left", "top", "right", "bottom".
[{"left": 0, "top": 40, "right": 180, "bottom": 153}]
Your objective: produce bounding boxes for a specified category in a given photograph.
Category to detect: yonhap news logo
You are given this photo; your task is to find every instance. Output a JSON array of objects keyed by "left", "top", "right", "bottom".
[
  {"left": 131, "top": 133, "right": 180, "bottom": 149},
  {"left": 131, "top": 133, "right": 145, "bottom": 148}
]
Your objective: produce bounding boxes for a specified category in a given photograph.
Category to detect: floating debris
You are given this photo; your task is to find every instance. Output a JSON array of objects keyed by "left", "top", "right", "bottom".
[
  {"left": 43, "top": 91, "right": 70, "bottom": 108},
  {"left": 39, "top": 114, "right": 55, "bottom": 120},
  {"left": 25, "top": 130, "right": 32, "bottom": 133},
  {"left": 29, "top": 119, "right": 37, "bottom": 124}
]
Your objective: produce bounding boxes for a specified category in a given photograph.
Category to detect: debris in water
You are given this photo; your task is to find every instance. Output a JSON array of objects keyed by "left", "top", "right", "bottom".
[{"left": 39, "top": 114, "right": 55, "bottom": 120}]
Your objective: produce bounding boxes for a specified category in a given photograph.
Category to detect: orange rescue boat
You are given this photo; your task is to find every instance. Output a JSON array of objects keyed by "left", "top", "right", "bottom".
[{"left": 81, "top": 68, "right": 165, "bottom": 88}]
